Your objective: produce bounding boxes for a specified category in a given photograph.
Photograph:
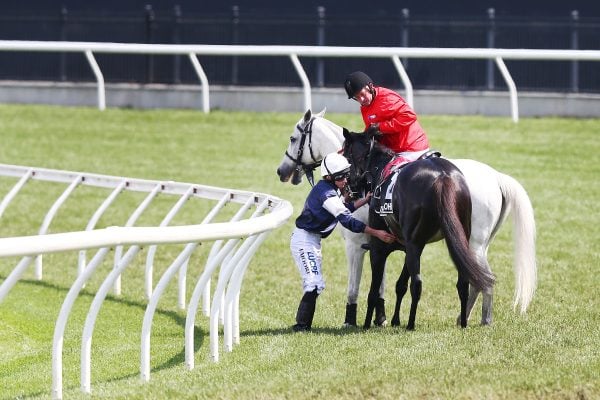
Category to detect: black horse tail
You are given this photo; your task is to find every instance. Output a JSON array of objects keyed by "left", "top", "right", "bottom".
[{"left": 433, "top": 175, "right": 496, "bottom": 291}]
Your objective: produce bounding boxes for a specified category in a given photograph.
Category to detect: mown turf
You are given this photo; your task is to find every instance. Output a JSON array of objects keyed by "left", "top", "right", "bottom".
[{"left": 0, "top": 104, "right": 598, "bottom": 399}]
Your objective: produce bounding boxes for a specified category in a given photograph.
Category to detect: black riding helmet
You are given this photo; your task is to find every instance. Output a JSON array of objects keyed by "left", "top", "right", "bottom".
[{"left": 344, "top": 71, "right": 373, "bottom": 99}]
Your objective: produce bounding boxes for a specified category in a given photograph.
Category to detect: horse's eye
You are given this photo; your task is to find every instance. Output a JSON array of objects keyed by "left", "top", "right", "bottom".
[{"left": 290, "top": 136, "right": 297, "bottom": 143}]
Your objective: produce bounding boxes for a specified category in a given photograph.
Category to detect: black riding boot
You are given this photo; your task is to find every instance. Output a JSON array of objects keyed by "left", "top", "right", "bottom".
[
  {"left": 374, "top": 298, "right": 387, "bottom": 326},
  {"left": 293, "top": 289, "right": 319, "bottom": 332},
  {"left": 343, "top": 303, "right": 358, "bottom": 327}
]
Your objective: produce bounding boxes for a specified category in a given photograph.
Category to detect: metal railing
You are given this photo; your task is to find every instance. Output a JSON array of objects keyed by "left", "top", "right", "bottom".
[
  {"left": 1, "top": 40, "right": 600, "bottom": 121},
  {"left": 0, "top": 163, "right": 293, "bottom": 399}
]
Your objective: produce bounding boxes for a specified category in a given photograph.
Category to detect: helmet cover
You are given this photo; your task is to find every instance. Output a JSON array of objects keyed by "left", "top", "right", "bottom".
[
  {"left": 321, "top": 152, "right": 351, "bottom": 178},
  {"left": 344, "top": 71, "right": 373, "bottom": 99}
]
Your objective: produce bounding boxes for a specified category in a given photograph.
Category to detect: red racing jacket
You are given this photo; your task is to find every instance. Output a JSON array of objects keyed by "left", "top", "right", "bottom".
[{"left": 360, "top": 86, "right": 429, "bottom": 153}]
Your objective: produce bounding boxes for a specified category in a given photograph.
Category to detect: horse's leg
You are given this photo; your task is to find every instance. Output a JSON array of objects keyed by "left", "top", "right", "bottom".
[
  {"left": 464, "top": 228, "right": 496, "bottom": 325},
  {"left": 456, "top": 276, "right": 470, "bottom": 328},
  {"left": 471, "top": 255, "right": 494, "bottom": 326},
  {"left": 374, "top": 262, "right": 387, "bottom": 327},
  {"left": 481, "top": 286, "right": 494, "bottom": 325},
  {"left": 405, "top": 243, "right": 424, "bottom": 331},
  {"left": 363, "top": 246, "right": 388, "bottom": 329},
  {"left": 343, "top": 208, "right": 370, "bottom": 327},
  {"left": 458, "top": 285, "right": 481, "bottom": 326},
  {"left": 391, "top": 263, "right": 410, "bottom": 327},
  {"left": 478, "top": 251, "right": 494, "bottom": 325},
  {"left": 344, "top": 235, "right": 366, "bottom": 327},
  {"left": 471, "top": 250, "right": 495, "bottom": 326}
]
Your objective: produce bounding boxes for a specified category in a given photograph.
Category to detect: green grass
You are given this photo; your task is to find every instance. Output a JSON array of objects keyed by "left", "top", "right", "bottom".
[{"left": 0, "top": 104, "right": 598, "bottom": 399}]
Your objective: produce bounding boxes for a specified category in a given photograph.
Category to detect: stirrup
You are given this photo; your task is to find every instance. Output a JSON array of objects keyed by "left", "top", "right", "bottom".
[{"left": 418, "top": 150, "right": 442, "bottom": 160}]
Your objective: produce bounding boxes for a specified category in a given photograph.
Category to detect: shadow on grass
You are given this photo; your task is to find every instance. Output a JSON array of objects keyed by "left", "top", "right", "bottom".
[
  {"left": 3, "top": 277, "right": 207, "bottom": 397},
  {"left": 240, "top": 325, "right": 367, "bottom": 337}
]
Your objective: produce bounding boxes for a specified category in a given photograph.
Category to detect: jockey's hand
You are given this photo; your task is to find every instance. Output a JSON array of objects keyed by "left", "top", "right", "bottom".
[
  {"left": 375, "top": 230, "right": 396, "bottom": 244},
  {"left": 343, "top": 186, "right": 353, "bottom": 202},
  {"left": 366, "top": 123, "right": 381, "bottom": 137},
  {"left": 354, "top": 191, "right": 372, "bottom": 208},
  {"left": 364, "top": 226, "right": 396, "bottom": 244}
]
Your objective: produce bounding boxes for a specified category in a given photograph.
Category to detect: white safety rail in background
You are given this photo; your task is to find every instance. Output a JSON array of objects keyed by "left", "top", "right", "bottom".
[
  {"left": 1, "top": 40, "right": 600, "bottom": 121},
  {"left": 0, "top": 164, "right": 293, "bottom": 400}
]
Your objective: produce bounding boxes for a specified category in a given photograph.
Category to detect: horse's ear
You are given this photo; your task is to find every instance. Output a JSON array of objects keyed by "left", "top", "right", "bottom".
[
  {"left": 303, "top": 109, "right": 312, "bottom": 123},
  {"left": 314, "top": 107, "right": 327, "bottom": 118},
  {"left": 342, "top": 127, "right": 351, "bottom": 140}
]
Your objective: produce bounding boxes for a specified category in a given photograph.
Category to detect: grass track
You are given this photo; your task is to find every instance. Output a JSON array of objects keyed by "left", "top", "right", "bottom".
[{"left": 0, "top": 104, "right": 598, "bottom": 399}]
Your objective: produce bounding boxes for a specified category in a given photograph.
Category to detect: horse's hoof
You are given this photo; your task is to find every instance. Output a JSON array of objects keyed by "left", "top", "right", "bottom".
[
  {"left": 342, "top": 322, "right": 357, "bottom": 329},
  {"left": 344, "top": 303, "right": 357, "bottom": 327},
  {"left": 292, "top": 324, "right": 311, "bottom": 332},
  {"left": 391, "top": 318, "right": 400, "bottom": 327},
  {"left": 406, "top": 324, "right": 415, "bottom": 331},
  {"left": 374, "top": 298, "right": 386, "bottom": 326},
  {"left": 374, "top": 319, "right": 388, "bottom": 327}
]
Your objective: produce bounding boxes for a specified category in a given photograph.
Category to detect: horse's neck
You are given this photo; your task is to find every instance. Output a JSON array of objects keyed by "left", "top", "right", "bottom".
[
  {"left": 372, "top": 151, "right": 394, "bottom": 179},
  {"left": 317, "top": 118, "right": 345, "bottom": 154}
]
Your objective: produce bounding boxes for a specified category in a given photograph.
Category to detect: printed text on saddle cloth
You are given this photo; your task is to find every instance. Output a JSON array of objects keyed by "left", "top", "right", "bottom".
[{"left": 373, "top": 157, "right": 410, "bottom": 215}]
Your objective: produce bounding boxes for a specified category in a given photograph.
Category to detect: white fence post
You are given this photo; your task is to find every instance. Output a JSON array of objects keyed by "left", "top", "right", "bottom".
[
  {"left": 0, "top": 168, "right": 33, "bottom": 218},
  {"left": 52, "top": 247, "right": 111, "bottom": 400},
  {"left": 391, "top": 55, "right": 414, "bottom": 108},
  {"left": 144, "top": 185, "right": 195, "bottom": 300},
  {"left": 78, "top": 180, "right": 127, "bottom": 277},
  {"left": 36, "top": 174, "right": 83, "bottom": 280},
  {"left": 289, "top": 54, "right": 312, "bottom": 112},
  {"left": 188, "top": 53, "right": 210, "bottom": 113},
  {"left": 113, "top": 183, "right": 162, "bottom": 295},
  {"left": 84, "top": 50, "right": 105, "bottom": 111},
  {"left": 495, "top": 56, "right": 519, "bottom": 123}
]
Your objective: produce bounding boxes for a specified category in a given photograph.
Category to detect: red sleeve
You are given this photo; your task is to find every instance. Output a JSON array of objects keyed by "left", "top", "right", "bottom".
[{"left": 376, "top": 92, "right": 417, "bottom": 133}]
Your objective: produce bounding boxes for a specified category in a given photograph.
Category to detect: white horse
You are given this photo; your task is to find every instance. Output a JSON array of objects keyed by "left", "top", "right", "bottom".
[{"left": 276, "top": 108, "right": 537, "bottom": 327}]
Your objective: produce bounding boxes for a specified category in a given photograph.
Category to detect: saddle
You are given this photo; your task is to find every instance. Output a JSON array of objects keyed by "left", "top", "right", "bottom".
[{"left": 373, "top": 150, "right": 442, "bottom": 216}]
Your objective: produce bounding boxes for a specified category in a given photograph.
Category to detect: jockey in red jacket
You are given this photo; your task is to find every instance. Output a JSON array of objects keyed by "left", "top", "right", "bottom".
[{"left": 344, "top": 71, "right": 430, "bottom": 160}]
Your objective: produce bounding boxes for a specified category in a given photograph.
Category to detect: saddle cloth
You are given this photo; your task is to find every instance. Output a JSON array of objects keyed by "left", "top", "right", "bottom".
[
  {"left": 372, "top": 150, "right": 442, "bottom": 216},
  {"left": 373, "top": 172, "right": 399, "bottom": 215}
]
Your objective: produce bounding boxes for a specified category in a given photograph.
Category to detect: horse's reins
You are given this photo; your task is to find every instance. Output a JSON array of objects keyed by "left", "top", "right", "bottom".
[
  {"left": 346, "top": 135, "right": 404, "bottom": 245},
  {"left": 284, "top": 117, "right": 321, "bottom": 186},
  {"left": 346, "top": 135, "right": 377, "bottom": 194}
]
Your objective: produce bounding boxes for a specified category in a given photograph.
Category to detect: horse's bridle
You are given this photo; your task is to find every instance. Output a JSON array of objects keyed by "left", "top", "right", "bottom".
[
  {"left": 344, "top": 135, "right": 377, "bottom": 195},
  {"left": 284, "top": 117, "right": 322, "bottom": 186}
]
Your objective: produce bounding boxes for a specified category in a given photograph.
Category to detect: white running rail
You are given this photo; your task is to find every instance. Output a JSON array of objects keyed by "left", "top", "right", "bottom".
[
  {"left": 1, "top": 40, "right": 600, "bottom": 121},
  {"left": 0, "top": 163, "right": 293, "bottom": 399}
]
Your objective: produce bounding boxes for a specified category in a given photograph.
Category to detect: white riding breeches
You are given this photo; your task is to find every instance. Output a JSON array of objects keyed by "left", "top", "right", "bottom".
[
  {"left": 290, "top": 227, "right": 325, "bottom": 294},
  {"left": 398, "top": 148, "right": 430, "bottom": 161}
]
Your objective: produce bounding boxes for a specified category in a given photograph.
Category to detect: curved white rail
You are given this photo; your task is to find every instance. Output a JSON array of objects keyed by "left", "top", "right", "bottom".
[
  {"left": 113, "top": 183, "right": 162, "bottom": 295},
  {"left": 144, "top": 185, "right": 195, "bottom": 301},
  {"left": 78, "top": 180, "right": 126, "bottom": 276},
  {"left": 0, "top": 163, "right": 293, "bottom": 399}
]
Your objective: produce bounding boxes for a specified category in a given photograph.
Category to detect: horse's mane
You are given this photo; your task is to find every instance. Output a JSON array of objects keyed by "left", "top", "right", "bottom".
[
  {"left": 320, "top": 117, "right": 343, "bottom": 132},
  {"left": 350, "top": 131, "right": 395, "bottom": 159},
  {"left": 343, "top": 129, "right": 395, "bottom": 162},
  {"left": 372, "top": 140, "right": 396, "bottom": 158}
]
